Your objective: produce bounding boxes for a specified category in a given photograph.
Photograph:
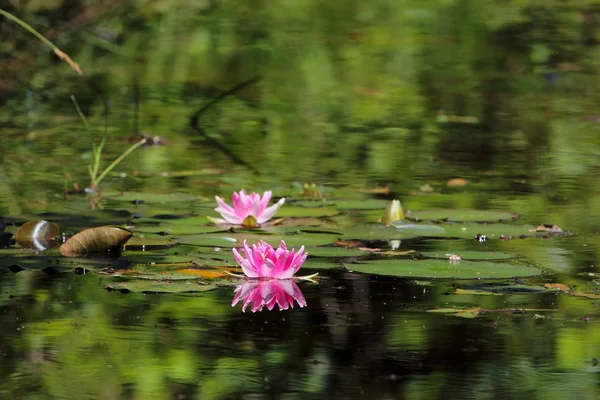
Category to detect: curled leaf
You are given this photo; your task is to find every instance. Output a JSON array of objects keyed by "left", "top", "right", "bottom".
[
  {"left": 59, "top": 226, "right": 132, "bottom": 257},
  {"left": 15, "top": 220, "right": 59, "bottom": 250}
]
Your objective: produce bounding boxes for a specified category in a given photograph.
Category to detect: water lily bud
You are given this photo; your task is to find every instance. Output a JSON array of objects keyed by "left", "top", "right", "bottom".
[{"left": 382, "top": 200, "right": 404, "bottom": 224}]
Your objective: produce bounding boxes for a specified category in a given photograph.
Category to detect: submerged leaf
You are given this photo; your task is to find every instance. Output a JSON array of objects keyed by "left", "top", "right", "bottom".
[{"left": 59, "top": 226, "right": 133, "bottom": 257}]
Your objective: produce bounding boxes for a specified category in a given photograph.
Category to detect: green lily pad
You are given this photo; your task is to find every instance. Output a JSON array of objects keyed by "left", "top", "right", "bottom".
[
  {"left": 342, "top": 223, "right": 412, "bottom": 240},
  {"left": 345, "top": 259, "right": 541, "bottom": 279},
  {"left": 103, "top": 192, "right": 202, "bottom": 204},
  {"left": 276, "top": 207, "right": 340, "bottom": 218},
  {"left": 457, "top": 284, "right": 551, "bottom": 294},
  {"left": 422, "top": 251, "right": 519, "bottom": 261},
  {"left": 406, "top": 209, "right": 518, "bottom": 223},
  {"left": 307, "top": 246, "right": 368, "bottom": 258},
  {"left": 105, "top": 280, "right": 224, "bottom": 294},
  {"left": 302, "top": 259, "right": 347, "bottom": 270},
  {"left": 436, "top": 223, "right": 537, "bottom": 240},
  {"left": 291, "top": 200, "right": 336, "bottom": 208},
  {"left": 174, "top": 232, "right": 337, "bottom": 248},
  {"left": 123, "top": 236, "right": 176, "bottom": 250},
  {"left": 393, "top": 223, "right": 446, "bottom": 236},
  {"left": 132, "top": 218, "right": 230, "bottom": 235},
  {"left": 330, "top": 199, "right": 390, "bottom": 210}
]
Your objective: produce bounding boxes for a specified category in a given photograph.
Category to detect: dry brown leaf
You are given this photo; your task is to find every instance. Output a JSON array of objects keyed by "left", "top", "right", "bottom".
[
  {"left": 544, "top": 283, "right": 570, "bottom": 292},
  {"left": 447, "top": 178, "right": 469, "bottom": 187},
  {"left": 59, "top": 226, "right": 132, "bottom": 257}
]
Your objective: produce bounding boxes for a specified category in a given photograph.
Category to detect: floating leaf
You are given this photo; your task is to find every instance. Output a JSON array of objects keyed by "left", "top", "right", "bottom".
[
  {"left": 331, "top": 199, "right": 390, "bottom": 210},
  {"left": 406, "top": 209, "right": 518, "bottom": 223},
  {"left": 422, "top": 251, "right": 518, "bottom": 261},
  {"left": 106, "top": 280, "right": 222, "bottom": 294},
  {"left": 307, "top": 246, "right": 368, "bottom": 258},
  {"left": 345, "top": 259, "right": 541, "bottom": 279},
  {"left": 174, "top": 232, "right": 337, "bottom": 248},
  {"left": 393, "top": 222, "right": 446, "bottom": 236},
  {"left": 123, "top": 236, "right": 176, "bottom": 250},
  {"left": 453, "top": 288, "right": 502, "bottom": 296},
  {"left": 428, "top": 307, "right": 483, "bottom": 318},
  {"left": 132, "top": 219, "right": 229, "bottom": 235},
  {"left": 342, "top": 223, "right": 412, "bottom": 240},
  {"left": 15, "top": 220, "right": 59, "bottom": 242},
  {"left": 544, "top": 283, "right": 570, "bottom": 292},
  {"left": 59, "top": 226, "right": 133, "bottom": 257},
  {"left": 302, "top": 259, "right": 346, "bottom": 270},
  {"left": 103, "top": 191, "right": 201, "bottom": 204},
  {"left": 430, "top": 223, "right": 537, "bottom": 240},
  {"left": 276, "top": 207, "right": 340, "bottom": 218}
]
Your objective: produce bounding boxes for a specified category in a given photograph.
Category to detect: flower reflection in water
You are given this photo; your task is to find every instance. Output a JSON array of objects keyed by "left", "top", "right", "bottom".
[{"left": 232, "top": 278, "right": 307, "bottom": 313}]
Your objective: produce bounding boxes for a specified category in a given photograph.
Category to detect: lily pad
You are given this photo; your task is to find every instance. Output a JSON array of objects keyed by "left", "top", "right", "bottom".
[
  {"left": 406, "top": 209, "right": 518, "bottom": 223},
  {"left": 422, "top": 251, "right": 519, "bottom": 261},
  {"left": 330, "top": 199, "right": 390, "bottom": 210},
  {"left": 276, "top": 207, "right": 340, "bottom": 218},
  {"left": 345, "top": 259, "right": 542, "bottom": 279},
  {"left": 436, "top": 223, "right": 537, "bottom": 240},
  {"left": 132, "top": 217, "right": 229, "bottom": 235},
  {"left": 302, "top": 259, "right": 347, "bottom": 270},
  {"left": 306, "top": 246, "right": 369, "bottom": 258},
  {"left": 342, "top": 223, "right": 413, "bottom": 241},
  {"left": 106, "top": 280, "right": 223, "bottom": 294},
  {"left": 59, "top": 226, "right": 133, "bottom": 257},
  {"left": 103, "top": 191, "right": 202, "bottom": 204},
  {"left": 174, "top": 232, "right": 337, "bottom": 248},
  {"left": 123, "top": 236, "right": 176, "bottom": 250}
]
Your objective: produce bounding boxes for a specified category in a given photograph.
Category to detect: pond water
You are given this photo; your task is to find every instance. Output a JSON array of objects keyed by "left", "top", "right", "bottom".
[{"left": 2, "top": 1, "right": 600, "bottom": 399}]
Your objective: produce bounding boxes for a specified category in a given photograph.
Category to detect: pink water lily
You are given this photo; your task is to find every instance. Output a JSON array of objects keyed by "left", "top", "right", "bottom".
[
  {"left": 232, "top": 240, "right": 307, "bottom": 279},
  {"left": 232, "top": 279, "right": 307, "bottom": 312},
  {"left": 213, "top": 190, "right": 285, "bottom": 225}
]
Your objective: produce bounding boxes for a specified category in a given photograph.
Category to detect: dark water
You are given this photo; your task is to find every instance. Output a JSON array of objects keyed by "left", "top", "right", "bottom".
[{"left": 2, "top": 1, "right": 600, "bottom": 399}]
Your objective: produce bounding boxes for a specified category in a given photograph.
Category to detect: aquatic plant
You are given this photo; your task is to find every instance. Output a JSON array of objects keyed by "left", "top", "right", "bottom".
[
  {"left": 71, "top": 96, "right": 146, "bottom": 192},
  {"left": 232, "top": 279, "right": 307, "bottom": 312},
  {"left": 232, "top": 240, "right": 307, "bottom": 279},
  {"left": 213, "top": 190, "right": 285, "bottom": 226}
]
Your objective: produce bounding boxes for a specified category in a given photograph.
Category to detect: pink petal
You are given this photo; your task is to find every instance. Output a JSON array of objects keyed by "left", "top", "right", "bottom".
[
  {"left": 260, "top": 258, "right": 277, "bottom": 278},
  {"left": 232, "top": 191, "right": 241, "bottom": 211},
  {"left": 256, "top": 197, "right": 285, "bottom": 224},
  {"left": 215, "top": 196, "right": 236, "bottom": 215},
  {"left": 215, "top": 196, "right": 243, "bottom": 224},
  {"left": 258, "top": 191, "right": 272, "bottom": 214},
  {"left": 232, "top": 247, "right": 245, "bottom": 266},
  {"left": 240, "top": 260, "right": 259, "bottom": 278}
]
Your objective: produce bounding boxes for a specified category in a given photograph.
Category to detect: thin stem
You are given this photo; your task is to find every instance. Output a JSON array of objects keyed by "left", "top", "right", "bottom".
[
  {"left": 91, "top": 136, "right": 107, "bottom": 183},
  {"left": 0, "top": 9, "right": 58, "bottom": 51},
  {"left": 0, "top": 9, "right": 83, "bottom": 75},
  {"left": 94, "top": 138, "right": 146, "bottom": 186},
  {"left": 70, "top": 95, "right": 92, "bottom": 134}
]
